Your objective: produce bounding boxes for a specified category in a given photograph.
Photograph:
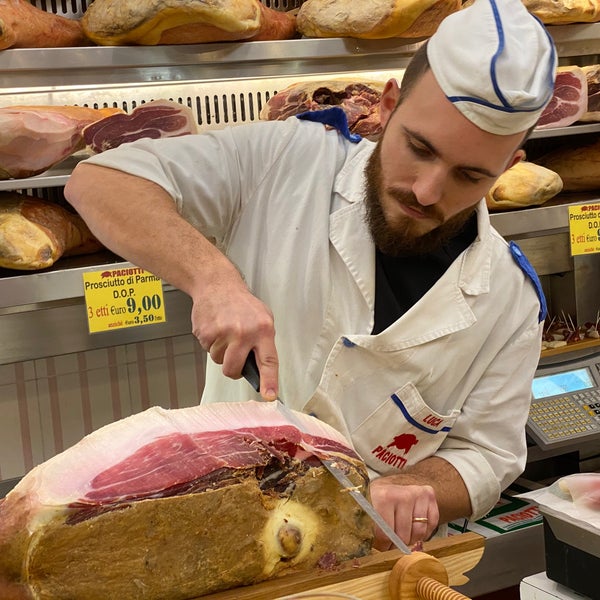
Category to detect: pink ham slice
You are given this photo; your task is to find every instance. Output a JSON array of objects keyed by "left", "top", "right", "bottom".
[
  {"left": 558, "top": 473, "right": 600, "bottom": 510},
  {"left": 536, "top": 66, "right": 588, "bottom": 130},
  {"left": 83, "top": 99, "right": 198, "bottom": 153}
]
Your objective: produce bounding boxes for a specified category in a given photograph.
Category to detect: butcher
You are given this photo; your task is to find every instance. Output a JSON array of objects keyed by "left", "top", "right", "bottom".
[{"left": 65, "top": 0, "right": 557, "bottom": 550}]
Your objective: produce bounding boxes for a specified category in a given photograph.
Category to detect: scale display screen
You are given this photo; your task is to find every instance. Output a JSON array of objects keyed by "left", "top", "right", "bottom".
[{"left": 532, "top": 367, "right": 595, "bottom": 400}]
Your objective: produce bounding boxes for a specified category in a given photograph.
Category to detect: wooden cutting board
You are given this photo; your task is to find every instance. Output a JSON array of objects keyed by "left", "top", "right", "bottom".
[{"left": 202, "top": 531, "right": 484, "bottom": 600}]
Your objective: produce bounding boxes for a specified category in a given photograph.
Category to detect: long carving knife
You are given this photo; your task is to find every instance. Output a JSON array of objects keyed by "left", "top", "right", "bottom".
[{"left": 241, "top": 352, "right": 411, "bottom": 554}]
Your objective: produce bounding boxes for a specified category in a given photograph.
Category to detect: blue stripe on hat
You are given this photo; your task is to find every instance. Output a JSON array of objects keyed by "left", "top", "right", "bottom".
[{"left": 446, "top": 0, "right": 556, "bottom": 115}]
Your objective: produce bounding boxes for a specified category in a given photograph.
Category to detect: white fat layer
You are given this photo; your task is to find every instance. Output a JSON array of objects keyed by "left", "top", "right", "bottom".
[{"left": 6, "top": 401, "right": 351, "bottom": 512}]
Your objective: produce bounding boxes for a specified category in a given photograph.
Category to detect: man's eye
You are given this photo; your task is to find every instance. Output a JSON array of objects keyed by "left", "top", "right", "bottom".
[
  {"left": 459, "top": 171, "right": 483, "bottom": 184},
  {"left": 407, "top": 139, "right": 431, "bottom": 158}
]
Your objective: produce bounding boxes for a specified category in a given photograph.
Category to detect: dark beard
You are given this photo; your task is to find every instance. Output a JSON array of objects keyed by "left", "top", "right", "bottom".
[{"left": 363, "top": 140, "right": 476, "bottom": 256}]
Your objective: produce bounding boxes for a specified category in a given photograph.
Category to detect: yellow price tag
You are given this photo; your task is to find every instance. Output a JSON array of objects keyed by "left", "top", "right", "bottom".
[
  {"left": 569, "top": 203, "right": 600, "bottom": 256},
  {"left": 82, "top": 267, "right": 166, "bottom": 334}
]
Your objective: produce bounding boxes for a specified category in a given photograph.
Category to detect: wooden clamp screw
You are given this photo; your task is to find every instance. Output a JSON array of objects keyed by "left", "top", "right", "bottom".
[{"left": 388, "top": 551, "right": 471, "bottom": 600}]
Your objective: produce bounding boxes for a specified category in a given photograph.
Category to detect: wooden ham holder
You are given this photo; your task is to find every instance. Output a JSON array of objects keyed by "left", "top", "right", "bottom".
[{"left": 202, "top": 531, "right": 484, "bottom": 600}]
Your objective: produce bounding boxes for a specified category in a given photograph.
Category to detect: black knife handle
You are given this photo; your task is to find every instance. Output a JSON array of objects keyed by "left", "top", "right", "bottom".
[{"left": 241, "top": 352, "right": 261, "bottom": 393}]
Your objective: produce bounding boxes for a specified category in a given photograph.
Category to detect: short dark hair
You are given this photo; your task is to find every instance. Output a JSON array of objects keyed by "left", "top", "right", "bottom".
[{"left": 397, "top": 41, "right": 431, "bottom": 105}]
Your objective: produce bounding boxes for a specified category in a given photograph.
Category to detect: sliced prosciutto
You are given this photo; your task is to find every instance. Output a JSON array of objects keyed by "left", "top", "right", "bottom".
[
  {"left": 0, "top": 401, "right": 372, "bottom": 600},
  {"left": 558, "top": 473, "right": 600, "bottom": 510},
  {"left": 83, "top": 99, "right": 198, "bottom": 154},
  {"left": 0, "top": 105, "right": 123, "bottom": 179},
  {"left": 260, "top": 79, "right": 385, "bottom": 139},
  {"left": 536, "top": 65, "right": 588, "bottom": 130}
]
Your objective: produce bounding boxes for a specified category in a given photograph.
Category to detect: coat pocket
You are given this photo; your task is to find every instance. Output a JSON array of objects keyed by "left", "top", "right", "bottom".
[{"left": 351, "top": 382, "right": 460, "bottom": 476}]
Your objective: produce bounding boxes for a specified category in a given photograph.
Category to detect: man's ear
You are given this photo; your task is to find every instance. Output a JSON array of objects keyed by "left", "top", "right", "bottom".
[
  {"left": 506, "top": 149, "right": 526, "bottom": 171},
  {"left": 380, "top": 79, "right": 401, "bottom": 128}
]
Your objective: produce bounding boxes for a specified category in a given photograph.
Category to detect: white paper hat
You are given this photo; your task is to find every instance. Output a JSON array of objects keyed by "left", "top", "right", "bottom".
[{"left": 427, "top": 0, "right": 557, "bottom": 135}]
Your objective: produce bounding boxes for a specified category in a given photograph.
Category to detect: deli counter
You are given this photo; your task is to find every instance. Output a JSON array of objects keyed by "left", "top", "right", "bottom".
[{"left": 2, "top": 4, "right": 600, "bottom": 598}]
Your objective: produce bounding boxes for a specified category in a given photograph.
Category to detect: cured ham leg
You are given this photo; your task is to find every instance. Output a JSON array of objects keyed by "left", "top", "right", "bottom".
[
  {"left": 260, "top": 79, "right": 385, "bottom": 139},
  {"left": 0, "top": 401, "right": 373, "bottom": 599},
  {"left": 0, "top": 0, "right": 88, "bottom": 50},
  {"left": 536, "top": 66, "right": 588, "bottom": 130},
  {"left": 82, "top": 0, "right": 297, "bottom": 46},
  {"left": 83, "top": 99, "right": 198, "bottom": 153},
  {"left": 0, "top": 192, "right": 103, "bottom": 270},
  {"left": 0, "top": 105, "right": 122, "bottom": 179}
]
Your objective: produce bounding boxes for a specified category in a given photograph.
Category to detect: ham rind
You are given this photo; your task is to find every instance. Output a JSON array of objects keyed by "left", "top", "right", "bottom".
[
  {"left": 261, "top": 79, "right": 384, "bottom": 139},
  {"left": 0, "top": 0, "right": 88, "bottom": 50},
  {"left": 83, "top": 99, "right": 198, "bottom": 154},
  {"left": 0, "top": 105, "right": 123, "bottom": 179},
  {"left": 536, "top": 66, "right": 588, "bottom": 130}
]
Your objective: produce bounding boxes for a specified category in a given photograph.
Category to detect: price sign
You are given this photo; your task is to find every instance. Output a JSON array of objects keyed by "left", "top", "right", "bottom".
[
  {"left": 569, "top": 203, "right": 600, "bottom": 256},
  {"left": 82, "top": 267, "right": 166, "bottom": 334}
]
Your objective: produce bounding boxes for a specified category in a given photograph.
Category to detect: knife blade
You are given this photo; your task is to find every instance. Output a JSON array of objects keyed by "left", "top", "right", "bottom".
[{"left": 241, "top": 352, "right": 412, "bottom": 554}]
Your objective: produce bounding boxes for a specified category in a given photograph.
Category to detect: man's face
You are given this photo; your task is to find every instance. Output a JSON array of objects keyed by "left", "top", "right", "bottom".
[{"left": 364, "top": 71, "right": 526, "bottom": 256}]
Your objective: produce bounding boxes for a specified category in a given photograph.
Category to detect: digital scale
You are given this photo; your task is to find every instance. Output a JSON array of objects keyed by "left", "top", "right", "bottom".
[{"left": 528, "top": 354, "right": 600, "bottom": 450}]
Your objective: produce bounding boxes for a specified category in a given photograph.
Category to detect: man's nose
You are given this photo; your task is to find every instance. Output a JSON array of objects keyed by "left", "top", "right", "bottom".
[{"left": 412, "top": 165, "right": 445, "bottom": 207}]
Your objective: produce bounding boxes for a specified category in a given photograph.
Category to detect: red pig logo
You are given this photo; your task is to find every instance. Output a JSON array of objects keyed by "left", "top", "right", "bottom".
[{"left": 387, "top": 433, "right": 419, "bottom": 454}]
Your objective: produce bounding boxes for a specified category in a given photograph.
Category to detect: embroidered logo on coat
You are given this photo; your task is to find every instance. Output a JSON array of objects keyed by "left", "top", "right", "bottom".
[
  {"left": 371, "top": 433, "right": 420, "bottom": 469},
  {"left": 387, "top": 433, "right": 419, "bottom": 454}
]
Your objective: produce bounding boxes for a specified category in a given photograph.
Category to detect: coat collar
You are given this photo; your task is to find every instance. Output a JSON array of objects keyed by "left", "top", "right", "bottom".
[{"left": 330, "top": 142, "right": 494, "bottom": 348}]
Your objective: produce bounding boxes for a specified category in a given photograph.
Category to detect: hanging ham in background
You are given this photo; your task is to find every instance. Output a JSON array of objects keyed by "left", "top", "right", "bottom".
[
  {"left": 81, "top": 0, "right": 297, "bottom": 45},
  {"left": 0, "top": 0, "right": 89, "bottom": 49},
  {"left": 296, "top": 0, "right": 460, "bottom": 39},
  {"left": 0, "top": 192, "right": 103, "bottom": 270},
  {"left": 538, "top": 136, "right": 600, "bottom": 191},
  {"left": 0, "top": 105, "right": 123, "bottom": 180},
  {"left": 578, "top": 64, "right": 600, "bottom": 121},
  {"left": 522, "top": 0, "right": 600, "bottom": 24},
  {"left": 260, "top": 79, "right": 385, "bottom": 139},
  {"left": 83, "top": 99, "right": 198, "bottom": 153},
  {"left": 0, "top": 401, "right": 373, "bottom": 599},
  {"left": 485, "top": 161, "right": 563, "bottom": 211},
  {"left": 536, "top": 65, "right": 588, "bottom": 130}
]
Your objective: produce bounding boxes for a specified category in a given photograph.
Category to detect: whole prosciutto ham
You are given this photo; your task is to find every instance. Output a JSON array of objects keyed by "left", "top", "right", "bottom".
[
  {"left": 0, "top": 401, "right": 373, "bottom": 600},
  {"left": 260, "top": 79, "right": 385, "bottom": 139},
  {"left": 83, "top": 99, "right": 198, "bottom": 153},
  {"left": 536, "top": 66, "right": 588, "bottom": 130},
  {"left": 81, "top": 0, "right": 297, "bottom": 45},
  {"left": 0, "top": 0, "right": 88, "bottom": 50},
  {"left": 0, "top": 105, "right": 122, "bottom": 180}
]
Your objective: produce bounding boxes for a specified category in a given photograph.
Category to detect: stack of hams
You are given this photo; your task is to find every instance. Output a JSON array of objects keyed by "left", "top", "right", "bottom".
[
  {"left": 1, "top": 0, "right": 466, "bottom": 49},
  {"left": 6, "top": 0, "right": 600, "bottom": 51},
  {"left": 0, "top": 100, "right": 197, "bottom": 270},
  {"left": 0, "top": 0, "right": 298, "bottom": 49}
]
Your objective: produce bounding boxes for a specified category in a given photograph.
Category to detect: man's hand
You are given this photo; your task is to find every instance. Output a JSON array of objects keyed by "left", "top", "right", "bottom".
[
  {"left": 191, "top": 277, "right": 279, "bottom": 401},
  {"left": 368, "top": 456, "right": 472, "bottom": 551},
  {"left": 369, "top": 478, "right": 439, "bottom": 550},
  {"left": 65, "top": 164, "right": 281, "bottom": 400}
]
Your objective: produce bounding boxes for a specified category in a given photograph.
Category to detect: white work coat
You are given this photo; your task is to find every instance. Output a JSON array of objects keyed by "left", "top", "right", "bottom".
[{"left": 86, "top": 116, "right": 543, "bottom": 520}]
